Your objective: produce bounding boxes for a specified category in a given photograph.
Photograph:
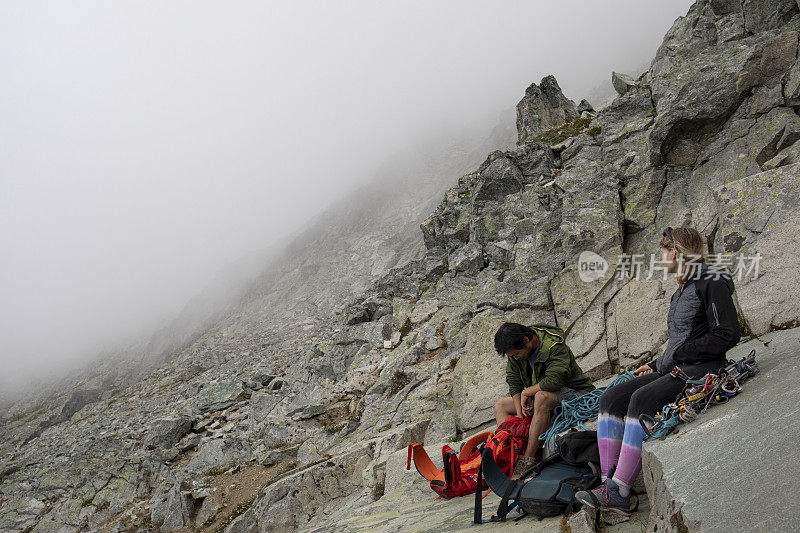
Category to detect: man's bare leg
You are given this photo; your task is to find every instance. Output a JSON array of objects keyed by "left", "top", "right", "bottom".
[
  {"left": 493, "top": 396, "right": 517, "bottom": 426},
  {"left": 524, "top": 391, "right": 558, "bottom": 459}
]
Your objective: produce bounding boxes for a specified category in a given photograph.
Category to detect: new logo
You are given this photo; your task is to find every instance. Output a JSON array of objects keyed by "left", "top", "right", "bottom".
[{"left": 577, "top": 251, "right": 608, "bottom": 282}]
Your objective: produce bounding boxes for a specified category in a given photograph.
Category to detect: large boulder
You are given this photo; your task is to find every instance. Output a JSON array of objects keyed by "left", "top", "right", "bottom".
[
  {"left": 186, "top": 437, "right": 251, "bottom": 474},
  {"left": 714, "top": 163, "right": 800, "bottom": 334},
  {"left": 150, "top": 482, "right": 194, "bottom": 532},
  {"left": 596, "top": 86, "right": 660, "bottom": 234},
  {"left": 611, "top": 71, "right": 637, "bottom": 95},
  {"left": 648, "top": 22, "right": 797, "bottom": 167},
  {"left": 144, "top": 416, "right": 193, "bottom": 450},
  {"left": 692, "top": 106, "right": 800, "bottom": 189},
  {"left": 472, "top": 154, "right": 524, "bottom": 205},
  {"left": 195, "top": 380, "right": 248, "bottom": 412},
  {"left": 605, "top": 279, "right": 672, "bottom": 369},
  {"left": 238, "top": 423, "right": 427, "bottom": 532},
  {"left": 60, "top": 389, "right": 101, "bottom": 421},
  {"left": 554, "top": 143, "right": 623, "bottom": 263},
  {"left": 448, "top": 242, "right": 485, "bottom": 275}
]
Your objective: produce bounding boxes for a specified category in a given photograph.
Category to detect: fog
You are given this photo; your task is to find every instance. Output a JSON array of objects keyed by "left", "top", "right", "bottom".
[{"left": 0, "top": 1, "right": 692, "bottom": 394}]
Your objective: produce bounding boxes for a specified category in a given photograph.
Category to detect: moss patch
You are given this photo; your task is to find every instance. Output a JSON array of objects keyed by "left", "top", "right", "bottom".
[
  {"left": 389, "top": 370, "right": 412, "bottom": 395},
  {"left": 317, "top": 401, "right": 351, "bottom": 433},
  {"left": 533, "top": 116, "right": 594, "bottom": 144},
  {"left": 399, "top": 317, "right": 413, "bottom": 337}
]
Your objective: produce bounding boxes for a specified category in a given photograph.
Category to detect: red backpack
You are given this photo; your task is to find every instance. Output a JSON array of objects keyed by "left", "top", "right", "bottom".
[{"left": 406, "top": 415, "right": 531, "bottom": 498}]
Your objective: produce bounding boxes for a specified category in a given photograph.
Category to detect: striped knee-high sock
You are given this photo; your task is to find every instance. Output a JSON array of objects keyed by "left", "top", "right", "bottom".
[
  {"left": 612, "top": 416, "right": 648, "bottom": 490},
  {"left": 597, "top": 413, "right": 624, "bottom": 480}
]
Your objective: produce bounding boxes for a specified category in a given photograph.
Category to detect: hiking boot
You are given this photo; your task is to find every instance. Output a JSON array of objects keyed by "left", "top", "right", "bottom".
[
  {"left": 575, "top": 479, "right": 631, "bottom": 516},
  {"left": 511, "top": 456, "right": 537, "bottom": 480}
]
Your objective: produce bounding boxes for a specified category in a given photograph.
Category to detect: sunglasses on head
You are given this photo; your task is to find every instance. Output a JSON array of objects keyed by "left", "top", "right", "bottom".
[{"left": 662, "top": 227, "right": 676, "bottom": 248}]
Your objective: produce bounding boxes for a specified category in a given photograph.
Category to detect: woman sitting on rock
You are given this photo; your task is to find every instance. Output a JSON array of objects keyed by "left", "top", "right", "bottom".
[{"left": 575, "top": 226, "right": 741, "bottom": 516}]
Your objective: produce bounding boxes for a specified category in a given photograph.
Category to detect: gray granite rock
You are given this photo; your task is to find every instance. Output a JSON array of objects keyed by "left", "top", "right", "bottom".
[
  {"left": 715, "top": 164, "right": 800, "bottom": 334},
  {"left": 186, "top": 437, "right": 251, "bottom": 474},
  {"left": 578, "top": 99, "right": 595, "bottom": 114},
  {"left": 258, "top": 444, "right": 300, "bottom": 466},
  {"left": 144, "top": 416, "right": 193, "bottom": 450},
  {"left": 60, "top": 389, "right": 101, "bottom": 421},
  {"left": 451, "top": 307, "right": 534, "bottom": 432},
  {"left": 287, "top": 402, "right": 327, "bottom": 421},
  {"left": 196, "top": 380, "right": 248, "bottom": 412},
  {"left": 448, "top": 242, "right": 484, "bottom": 275},
  {"left": 517, "top": 75, "right": 579, "bottom": 145},
  {"left": 7, "top": 3, "right": 800, "bottom": 532},
  {"left": 150, "top": 482, "right": 193, "bottom": 532},
  {"left": 611, "top": 71, "right": 636, "bottom": 95}
]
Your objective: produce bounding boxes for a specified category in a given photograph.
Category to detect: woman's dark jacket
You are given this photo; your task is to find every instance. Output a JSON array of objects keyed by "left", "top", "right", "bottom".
[{"left": 648, "top": 263, "right": 741, "bottom": 374}]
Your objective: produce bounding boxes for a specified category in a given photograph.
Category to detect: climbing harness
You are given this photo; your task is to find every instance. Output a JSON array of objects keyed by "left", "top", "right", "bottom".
[
  {"left": 640, "top": 350, "right": 758, "bottom": 440},
  {"left": 539, "top": 372, "right": 635, "bottom": 455}
]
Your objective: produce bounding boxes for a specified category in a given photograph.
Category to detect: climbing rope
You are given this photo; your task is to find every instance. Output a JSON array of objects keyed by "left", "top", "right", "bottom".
[{"left": 540, "top": 371, "right": 635, "bottom": 455}]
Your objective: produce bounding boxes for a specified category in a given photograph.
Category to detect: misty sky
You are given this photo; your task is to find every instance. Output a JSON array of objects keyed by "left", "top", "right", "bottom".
[{"left": 0, "top": 1, "right": 693, "bottom": 389}]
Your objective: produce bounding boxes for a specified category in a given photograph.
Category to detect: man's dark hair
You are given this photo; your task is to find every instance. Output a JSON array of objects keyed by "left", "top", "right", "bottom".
[{"left": 494, "top": 322, "right": 533, "bottom": 356}]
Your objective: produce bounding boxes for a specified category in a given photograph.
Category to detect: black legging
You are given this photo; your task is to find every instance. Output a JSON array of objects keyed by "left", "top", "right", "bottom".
[
  {"left": 597, "top": 360, "right": 724, "bottom": 487},
  {"left": 600, "top": 360, "right": 723, "bottom": 419}
]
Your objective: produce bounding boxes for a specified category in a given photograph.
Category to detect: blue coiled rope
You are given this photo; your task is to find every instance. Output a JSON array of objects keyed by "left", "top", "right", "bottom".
[{"left": 540, "top": 372, "right": 635, "bottom": 455}]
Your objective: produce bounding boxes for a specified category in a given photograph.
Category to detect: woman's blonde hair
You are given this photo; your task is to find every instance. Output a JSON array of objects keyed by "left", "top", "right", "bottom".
[{"left": 659, "top": 226, "right": 705, "bottom": 285}]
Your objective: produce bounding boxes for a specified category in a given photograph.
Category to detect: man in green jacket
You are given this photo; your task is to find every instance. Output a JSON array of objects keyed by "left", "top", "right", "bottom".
[{"left": 493, "top": 322, "right": 594, "bottom": 478}]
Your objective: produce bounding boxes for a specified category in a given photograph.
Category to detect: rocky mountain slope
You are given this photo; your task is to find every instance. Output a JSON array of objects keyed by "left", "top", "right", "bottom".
[
  {"left": 4, "top": 1, "right": 800, "bottom": 532},
  {"left": 0, "top": 100, "right": 517, "bottom": 532}
]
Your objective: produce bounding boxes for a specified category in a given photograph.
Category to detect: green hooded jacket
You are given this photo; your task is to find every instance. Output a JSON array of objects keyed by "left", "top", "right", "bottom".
[{"left": 505, "top": 323, "right": 594, "bottom": 396}]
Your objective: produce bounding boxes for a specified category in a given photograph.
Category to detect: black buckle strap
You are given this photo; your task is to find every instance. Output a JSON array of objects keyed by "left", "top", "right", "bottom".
[{"left": 472, "top": 443, "right": 485, "bottom": 525}]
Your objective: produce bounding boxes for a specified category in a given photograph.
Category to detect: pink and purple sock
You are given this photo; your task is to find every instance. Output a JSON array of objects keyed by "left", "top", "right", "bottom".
[
  {"left": 597, "top": 412, "right": 624, "bottom": 480},
  {"left": 611, "top": 415, "right": 648, "bottom": 494}
]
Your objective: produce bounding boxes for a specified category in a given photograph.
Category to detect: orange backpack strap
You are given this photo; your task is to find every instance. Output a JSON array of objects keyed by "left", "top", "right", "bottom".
[
  {"left": 457, "top": 431, "right": 493, "bottom": 461},
  {"left": 407, "top": 442, "right": 443, "bottom": 482}
]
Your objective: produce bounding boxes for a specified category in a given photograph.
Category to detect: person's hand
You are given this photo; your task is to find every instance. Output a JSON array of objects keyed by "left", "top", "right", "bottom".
[
  {"left": 633, "top": 364, "right": 654, "bottom": 376},
  {"left": 521, "top": 391, "right": 534, "bottom": 415}
]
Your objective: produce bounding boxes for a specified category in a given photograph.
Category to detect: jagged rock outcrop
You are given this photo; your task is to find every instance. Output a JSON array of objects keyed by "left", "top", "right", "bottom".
[
  {"left": 3, "top": 1, "right": 800, "bottom": 532},
  {"left": 516, "top": 75, "right": 579, "bottom": 145}
]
